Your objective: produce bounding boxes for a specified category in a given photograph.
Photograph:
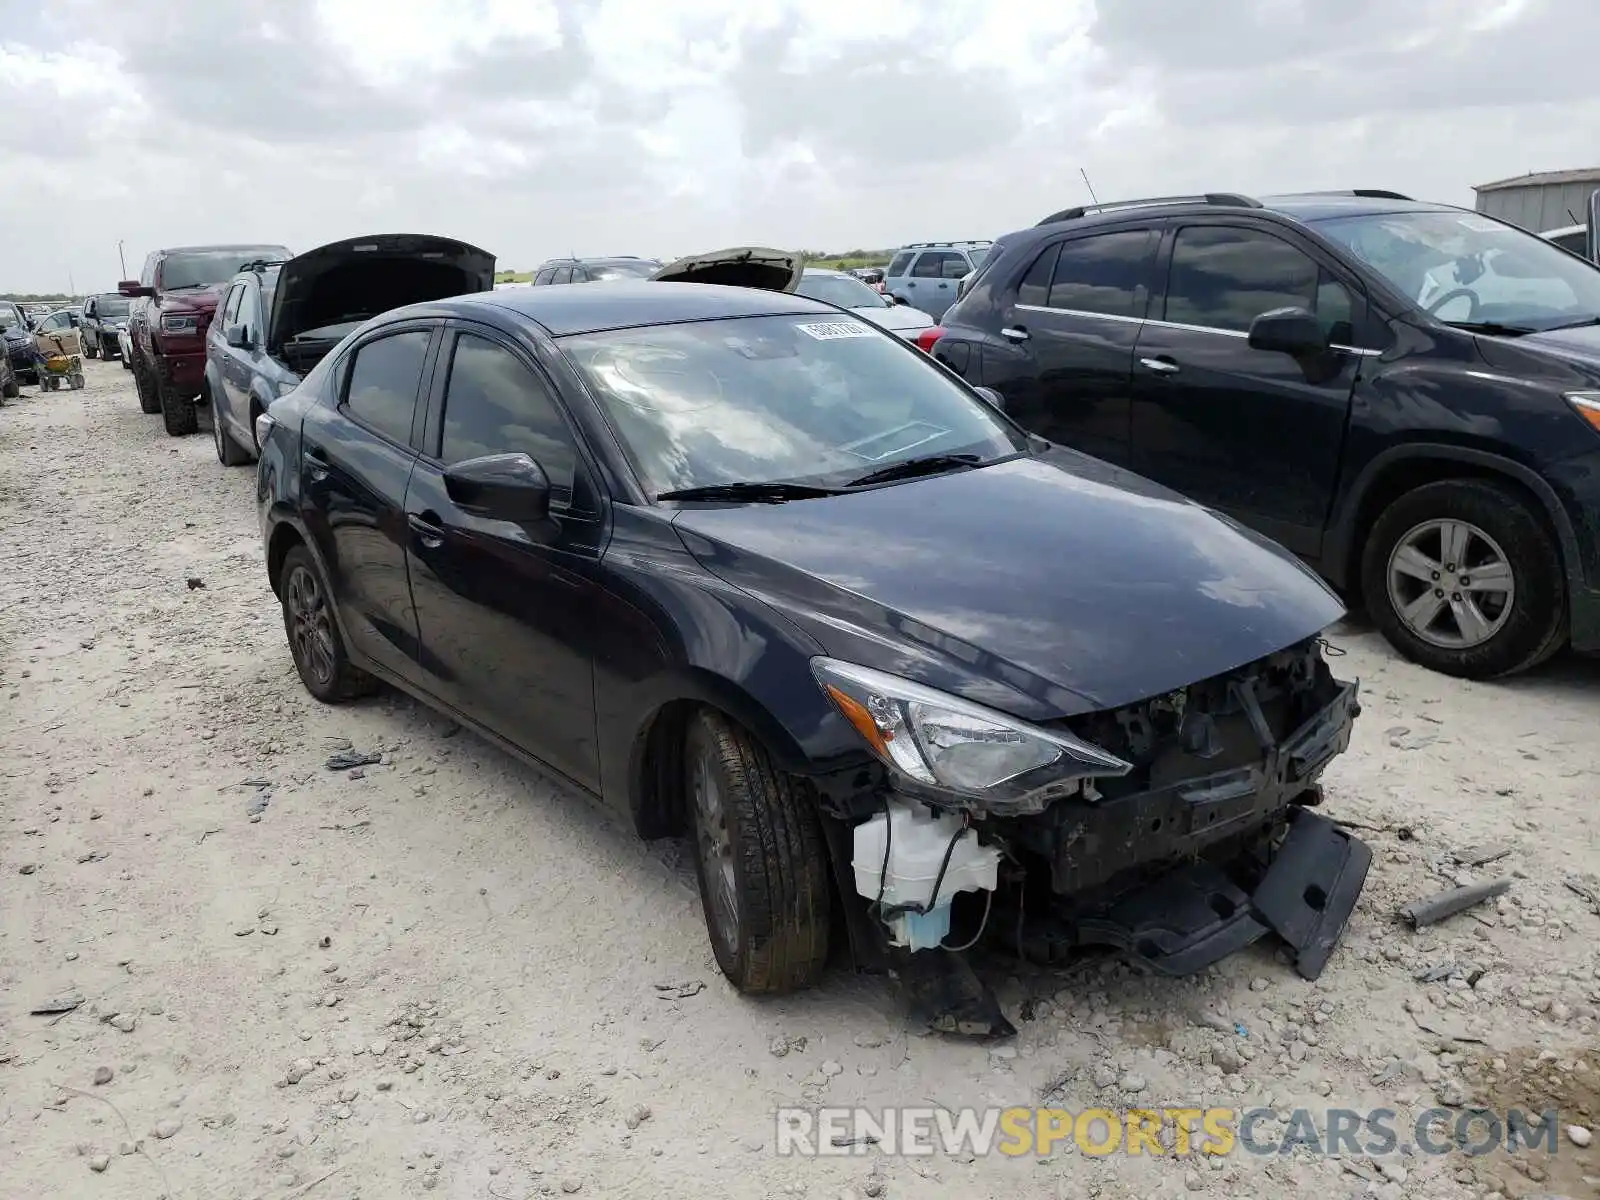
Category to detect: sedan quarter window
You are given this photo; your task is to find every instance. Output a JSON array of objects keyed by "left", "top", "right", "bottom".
[
  {"left": 440, "top": 334, "right": 577, "bottom": 504},
  {"left": 343, "top": 330, "right": 431, "bottom": 446}
]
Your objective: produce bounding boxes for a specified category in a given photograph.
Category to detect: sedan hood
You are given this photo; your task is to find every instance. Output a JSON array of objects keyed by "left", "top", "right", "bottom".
[
  {"left": 854, "top": 303, "right": 934, "bottom": 335},
  {"left": 672, "top": 451, "right": 1346, "bottom": 718},
  {"left": 268, "top": 233, "right": 496, "bottom": 358},
  {"left": 649, "top": 246, "right": 803, "bottom": 293}
]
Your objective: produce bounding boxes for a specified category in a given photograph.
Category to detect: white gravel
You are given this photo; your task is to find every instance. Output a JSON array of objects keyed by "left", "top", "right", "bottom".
[{"left": 5, "top": 363, "right": 1600, "bottom": 1199}]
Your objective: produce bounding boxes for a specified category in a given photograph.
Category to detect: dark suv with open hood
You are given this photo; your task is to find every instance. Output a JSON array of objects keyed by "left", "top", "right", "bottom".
[
  {"left": 205, "top": 234, "right": 495, "bottom": 465},
  {"left": 123, "top": 243, "right": 292, "bottom": 435}
]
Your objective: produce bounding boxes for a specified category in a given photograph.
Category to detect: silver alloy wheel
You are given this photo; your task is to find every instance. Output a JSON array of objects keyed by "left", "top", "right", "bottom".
[
  {"left": 1386, "top": 518, "right": 1515, "bottom": 650},
  {"left": 284, "top": 564, "right": 336, "bottom": 686},
  {"left": 690, "top": 749, "right": 740, "bottom": 952}
]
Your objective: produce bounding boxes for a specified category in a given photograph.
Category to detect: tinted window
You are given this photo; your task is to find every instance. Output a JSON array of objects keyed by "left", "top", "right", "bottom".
[
  {"left": 912, "top": 252, "right": 962, "bottom": 279},
  {"left": 569, "top": 266, "right": 590, "bottom": 283},
  {"left": 1046, "top": 231, "right": 1153, "bottom": 317},
  {"left": 534, "top": 268, "right": 557, "bottom": 286},
  {"left": 221, "top": 283, "right": 244, "bottom": 326},
  {"left": 98, "top": 296, "right": 129, "bottom": 319},
  {"left": 1017, "top": 244, "right": 1060, "bottom": 307},
  {"left": 551, "top": 267, "right": 573, "bottom": 285},
  {"left": 0, "top": 303, "right": 24, "bottom": 332},
  {"left": 238, "top": 283, "right": 263, "bottom": 343},
  {"left": 439, "top": 335, "right": 577, "bottom": 503},
  {"left": 343, "top": 330, "right": 430, "bottom": 445},
  {"left": 587, "top": 260, "right": 660, "bottom": 281},
  {"left": 1164, "top": 227, "right": 1317, "bottom": 332},
  {"left": 887, "top": 251, "right": 914, "bottom": 277}
]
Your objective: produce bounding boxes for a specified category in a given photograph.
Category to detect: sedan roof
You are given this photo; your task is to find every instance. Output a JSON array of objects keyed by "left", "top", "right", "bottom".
[{"left": 439, "top": 280, "right": 833, "bottom": 337}]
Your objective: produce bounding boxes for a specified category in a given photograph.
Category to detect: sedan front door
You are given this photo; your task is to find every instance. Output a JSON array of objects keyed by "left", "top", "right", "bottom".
[
  {"left": 298, "top": 322, "right": 438, "bottom": 681},
  {"left": 1129, "top": 222, "right": 1371, "bottom": 558},
  {"left": 403, "top": 325, "right": 604, "bottom": 791}
]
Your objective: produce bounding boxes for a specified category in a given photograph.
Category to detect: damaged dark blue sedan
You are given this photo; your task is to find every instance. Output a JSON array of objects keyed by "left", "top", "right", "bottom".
[{"left": 256, "top": 280, "right": 1369, "bottom": 1034}]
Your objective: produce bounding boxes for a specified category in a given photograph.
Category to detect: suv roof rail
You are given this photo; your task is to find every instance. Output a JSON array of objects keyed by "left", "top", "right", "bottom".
[
  {"left": 238, "top": 258, "right": 289, "bottom": 274},
  {"left": 1036, "top": 192, "right": 1263, "bottom": 226},
  {"left": 900, "top": 240, "right": 993, "bottom": 250},
  {"left": 1285, "top": 188, "right": 1414, "bottom": 202}
]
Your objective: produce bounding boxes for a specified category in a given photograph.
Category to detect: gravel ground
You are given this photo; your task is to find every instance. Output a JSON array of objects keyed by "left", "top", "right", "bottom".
[{"left": 6, "top": 362, "right": 1600, "bottom": 1200}]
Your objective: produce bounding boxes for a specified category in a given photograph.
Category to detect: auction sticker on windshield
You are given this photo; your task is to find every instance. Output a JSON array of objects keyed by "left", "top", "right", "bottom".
[{"left": 795, "top": 320, "right": 875, "bottom": 340}]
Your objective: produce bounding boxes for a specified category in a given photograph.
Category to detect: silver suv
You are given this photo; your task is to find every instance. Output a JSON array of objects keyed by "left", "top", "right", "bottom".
[{"left": 882, "top": 241, "right": 992, "bottom": 319}]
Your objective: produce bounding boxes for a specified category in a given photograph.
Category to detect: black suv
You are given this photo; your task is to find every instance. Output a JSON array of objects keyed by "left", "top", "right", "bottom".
[
  {"left": 530, "top": 256, "right": 661, "bottom": 285},
  {"left": 932, "top": 190, "right": 1600, "bottom": 680},
  {"left": 81, "top": 293, "right": 131, "bottom": 359}
]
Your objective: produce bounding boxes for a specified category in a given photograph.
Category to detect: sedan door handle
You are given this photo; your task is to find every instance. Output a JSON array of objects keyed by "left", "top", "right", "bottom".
[
  {"left": 1001, "top": 326, "right": 1030, "bottom": 343},
  {"left": 408, "top": 512, "right": 445, "bottom": 550},
  {"left": 1140, "top": 357, "right": 1180, "bottom": 374}
]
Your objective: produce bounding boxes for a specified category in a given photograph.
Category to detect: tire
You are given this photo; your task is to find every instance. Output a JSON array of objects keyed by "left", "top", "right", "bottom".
[
  {"left": 85, "top": 338, "right": 99, "bottom": 359},
  {"left": 120, "top": 348, "right": 132, "bottom": 371},
  {"left": 133, "top": 356, "right": 160, "bottom": 413},
  {"left": 1361, "top": 478, "right": 1566, "bottom": 680},
  {"left": 684, "top": 709, "right": 830, "bottom": 994},
  {"left": 278, "top": 545, "right": 379, "bottom": 703},
  {"left": 212, "top": 392, "right": 250, "bottom": 466},
  {"left": 2, "top": 373, "right": 17, "bottom": 400},
  {"left": 159, "top": 377, "right": 198, "bottom": 436}
]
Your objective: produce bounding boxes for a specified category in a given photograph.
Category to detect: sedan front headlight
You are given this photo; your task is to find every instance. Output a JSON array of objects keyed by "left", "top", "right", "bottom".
[
  {"left": 1565, "top": 391, "right": 1600, "bottom": 433},
  {"left": 811, "top": 657, "right": 1130, "bottom": 814}
]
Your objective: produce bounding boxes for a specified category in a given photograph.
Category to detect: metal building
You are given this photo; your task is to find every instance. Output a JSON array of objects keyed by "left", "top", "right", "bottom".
[{"left": 1473, "top": 168, "right": 1600, "bottom": 234}]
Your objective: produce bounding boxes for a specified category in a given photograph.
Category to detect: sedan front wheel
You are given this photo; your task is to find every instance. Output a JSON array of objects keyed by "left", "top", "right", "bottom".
[
  {"left": 279, "top": 545, "right": 378, "bottom": 703},
  {"left": 684, "top": 709, "right": 831, "bottom": 994}
]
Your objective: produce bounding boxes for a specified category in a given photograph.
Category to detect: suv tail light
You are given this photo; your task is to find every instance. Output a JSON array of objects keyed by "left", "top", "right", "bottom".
[{"left": 914, "top": 326, "right": 946, "bottom": 353}]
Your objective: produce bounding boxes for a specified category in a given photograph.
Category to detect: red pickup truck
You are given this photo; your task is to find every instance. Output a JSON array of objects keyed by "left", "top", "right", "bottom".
[{"left": 122, "top": 244, "right": 290, "bottom": 435}]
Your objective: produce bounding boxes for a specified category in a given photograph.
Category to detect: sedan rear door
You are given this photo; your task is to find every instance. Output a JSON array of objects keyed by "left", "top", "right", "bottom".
[{"left": 298, "top": 321, "right": 439, "bottom": 681}]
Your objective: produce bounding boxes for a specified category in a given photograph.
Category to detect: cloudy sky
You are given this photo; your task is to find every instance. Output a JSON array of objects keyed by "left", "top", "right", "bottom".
[{"left": 1, "top": 0, "right": 1595, "bottom": 293}]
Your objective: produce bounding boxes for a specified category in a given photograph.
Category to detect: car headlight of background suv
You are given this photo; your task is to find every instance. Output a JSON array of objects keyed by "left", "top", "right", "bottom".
[{"left": 811, "top": 657, "right": 1131, "bottom": 815}]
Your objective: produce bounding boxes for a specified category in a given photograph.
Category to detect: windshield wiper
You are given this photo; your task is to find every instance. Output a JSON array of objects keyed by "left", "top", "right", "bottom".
[
  {"left": 844, "top": 453, "right": 984, "bottom": 489},
  {"left": 1540, "top": 316, "right": 1600, "bottom": 333},
  {"left": 656, "top": 481, "right": 843, "bottom": 503},
  {"left": 1444, "top": 320, "right": 1538, "bottom": 337}
]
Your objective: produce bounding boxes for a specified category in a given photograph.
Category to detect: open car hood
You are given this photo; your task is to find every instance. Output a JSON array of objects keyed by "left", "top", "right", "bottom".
[
  {"left": 648, "top": 246, "right": 803, "bottom": 293},
  {"left": 267, "top": 233, "right": 496, "bottom": 359}
]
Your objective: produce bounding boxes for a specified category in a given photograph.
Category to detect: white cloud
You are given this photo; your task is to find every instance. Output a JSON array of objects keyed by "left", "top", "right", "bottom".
[{"left": 0, "top": 0, "right": 1597, "bottom": 293}]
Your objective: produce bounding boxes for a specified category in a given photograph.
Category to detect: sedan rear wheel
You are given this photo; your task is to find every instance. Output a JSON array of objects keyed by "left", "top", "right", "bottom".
[
  {"left": 684, "top": 709, "right": 830, "bottom": 994},
  {"left": 279, "top": 545, "right": 378, "bottom": 703},
  {"left": 1361, "top": 478, "right": 1565, "bottom": 679}
]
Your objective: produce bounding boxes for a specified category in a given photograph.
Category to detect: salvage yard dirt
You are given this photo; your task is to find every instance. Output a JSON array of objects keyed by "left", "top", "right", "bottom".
[{"left": 7, "top": 363, "right": 1600, "bottom": 1200}]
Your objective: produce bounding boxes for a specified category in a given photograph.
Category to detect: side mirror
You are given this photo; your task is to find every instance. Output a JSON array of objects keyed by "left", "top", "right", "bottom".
[
  {"left": 1247, "top": 306, "right": 1327, "bottom": 356},
  {"left": 973, "top": 386, "right": 1007, "bottom": 413},
  {"left": 443, "top": 452, "right": 551, "bottom": 522},
  {"left": 224, "top": 324, "right": 251, "bottom": 349},
  {"left": 119, "top": 280, "right": 153, "bottom": 297}
]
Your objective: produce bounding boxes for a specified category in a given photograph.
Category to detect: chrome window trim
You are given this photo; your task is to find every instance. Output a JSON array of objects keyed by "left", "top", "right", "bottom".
[{"left": 1012, "top": 303, "right": 1382, "bottom": 357}]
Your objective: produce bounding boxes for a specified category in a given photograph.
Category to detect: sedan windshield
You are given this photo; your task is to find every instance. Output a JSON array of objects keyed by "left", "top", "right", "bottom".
[
  {"left": 160, "top": 248, "right": 285, "bottom": 290},
  {"left": 1316, "top": 210, "right": 1600, "bottom": 331},
  {"left": 796, "top": 273, "right": 889, "bottom": 309},
  {"left": 561, "top": 314, "right": 1027, "bottom": 497},
  {"left": 0, "top": 304, "right": 24, "bottom": 332}
]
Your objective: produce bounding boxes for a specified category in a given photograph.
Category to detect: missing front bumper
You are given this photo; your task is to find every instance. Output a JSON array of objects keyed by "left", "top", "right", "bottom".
[{"left": 1070, "top": 807, "right": 1371, "bottom": 980}]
